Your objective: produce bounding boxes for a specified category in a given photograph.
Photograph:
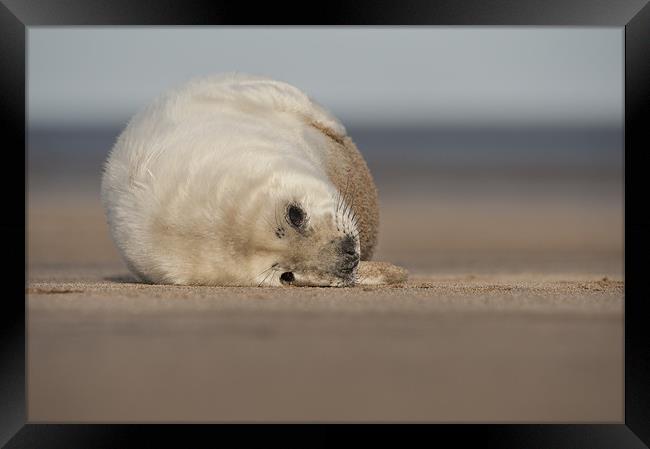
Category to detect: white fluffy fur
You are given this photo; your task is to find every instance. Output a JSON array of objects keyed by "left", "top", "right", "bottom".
[{"left": 101, "top": 73, "right": 359, "bottom": 286}]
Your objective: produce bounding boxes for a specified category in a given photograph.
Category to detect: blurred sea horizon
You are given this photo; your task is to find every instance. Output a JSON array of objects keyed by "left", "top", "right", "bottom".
[{"left": 28, "top": 122, "right": 623, "bottom": 193}]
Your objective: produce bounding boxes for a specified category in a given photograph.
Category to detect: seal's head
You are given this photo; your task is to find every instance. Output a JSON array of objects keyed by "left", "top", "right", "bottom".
[{"left": 262, "top": 190, "right": 361, "bottom": 287}]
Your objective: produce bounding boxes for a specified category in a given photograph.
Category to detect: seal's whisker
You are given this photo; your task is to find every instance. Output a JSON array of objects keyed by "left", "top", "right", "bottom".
[
  {"left": 340, "top": 172, "right": 352, "bottom": 219},
  {"left": 335, "top": 189, "right": 342, "bottom": 215},
  {"left": 256, "top": 262, "right": 279, "bottom": 286},
  {"left": 256, "top": 269, "right": 273, "bottom": 286},
  {"left": 350, "top": 209, "right": 359, "bottom": 230},
  {"left": 342, "top": 184, "right": 357, "bottom": 227},
  {"left": 335, "top": 190, "right": 343, "bottom": 230},
  {"left": 266, "top": 268, "right": 280, "bottom": 286},
  {"left": 258, "top": 267, "right": 279, "bottom": 287},
  {"left": 257, "top": 263, "right": 277, "bottom": 277}
]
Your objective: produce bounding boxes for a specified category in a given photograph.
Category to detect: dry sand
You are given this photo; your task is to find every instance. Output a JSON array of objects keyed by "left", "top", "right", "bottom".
[
  {"left": 27, "top": 268, "right": 623, "bottom": 422},
  {"left": 26, "top": 189, "right": 624, "bottom": 422}
]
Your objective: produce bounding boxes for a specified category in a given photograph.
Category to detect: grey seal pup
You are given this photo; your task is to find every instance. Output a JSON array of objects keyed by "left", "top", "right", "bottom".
[{"left": 101, "top": 73, "right": 407, "bottom": 286}]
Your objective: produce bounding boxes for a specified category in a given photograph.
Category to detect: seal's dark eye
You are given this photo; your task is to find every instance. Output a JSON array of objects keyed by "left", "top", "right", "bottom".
[
  {"left": 287, "top": 205, "right": 306, "bottom": 228},
  {"left": 280, "top": 272, "right": 295, "bottom": 284}
]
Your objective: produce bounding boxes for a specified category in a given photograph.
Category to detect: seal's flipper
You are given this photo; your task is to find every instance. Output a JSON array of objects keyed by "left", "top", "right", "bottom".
[{"left": 356, "top": 261, "right": 408, "bottom": 286}]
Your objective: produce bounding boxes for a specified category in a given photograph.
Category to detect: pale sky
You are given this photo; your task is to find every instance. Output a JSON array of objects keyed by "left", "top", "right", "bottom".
[{"left": 28, "top": 27, "right": 623, "bottom": 127}]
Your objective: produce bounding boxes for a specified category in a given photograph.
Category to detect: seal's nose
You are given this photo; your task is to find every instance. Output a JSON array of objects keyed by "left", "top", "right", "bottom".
[
  {"left": 338, "top": 235, "right": 360, "bottom": 275},
  {"left": 340, "top": 235, "right": 357, "bottom": 256}
]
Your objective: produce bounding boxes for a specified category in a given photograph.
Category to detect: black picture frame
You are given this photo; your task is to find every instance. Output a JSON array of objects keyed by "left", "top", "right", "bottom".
[{"left": 4, "top": 0, "right": 649, "bottom": 447}]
